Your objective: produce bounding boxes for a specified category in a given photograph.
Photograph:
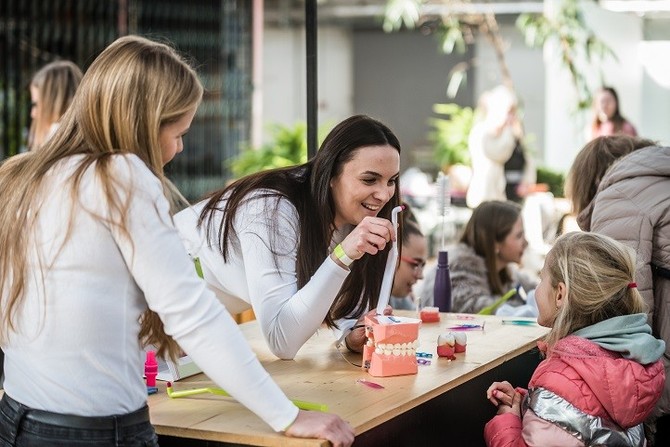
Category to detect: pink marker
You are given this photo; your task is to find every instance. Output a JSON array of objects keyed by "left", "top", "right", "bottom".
[{"left": 145, "top": 351, "right": 158, "bottom": 387}]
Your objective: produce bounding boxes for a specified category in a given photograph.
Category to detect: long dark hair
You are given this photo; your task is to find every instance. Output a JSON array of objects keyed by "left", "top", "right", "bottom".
[
  {"left": 566, "top": 135, "right": 655, "bottom": 217},
  {"left": 199, "top": 115, "right": 401, "bottom": 327},
  {"left": 460, "top": 200, "right": 521, "bottom": 294},
  {"left": 591, "top": 86, "right": 626, "bottom": 134}
]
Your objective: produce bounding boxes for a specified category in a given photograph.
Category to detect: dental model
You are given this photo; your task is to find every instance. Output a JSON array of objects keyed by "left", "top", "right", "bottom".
[
  {"left": 363, "top": 206, "right": 422, "bottom": 377},
  {"left": 437, "top": 332, "right": 467, "bottom": 359},
  {"left": 454, "top": 332, "right": 467, "bottom": 353},
  {"left": 437, "top": 332, "right": 456, "bottom": 359}
]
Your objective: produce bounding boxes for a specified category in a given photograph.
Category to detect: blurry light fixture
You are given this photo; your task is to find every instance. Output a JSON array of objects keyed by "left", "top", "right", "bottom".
[{"left": 600, "top": 0, "right": 670, "bottom": 13}]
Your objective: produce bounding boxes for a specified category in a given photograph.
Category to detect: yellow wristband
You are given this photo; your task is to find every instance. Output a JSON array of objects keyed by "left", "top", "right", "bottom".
[{"left": 334, "top": 244, "right": 354, "bottom": 267}]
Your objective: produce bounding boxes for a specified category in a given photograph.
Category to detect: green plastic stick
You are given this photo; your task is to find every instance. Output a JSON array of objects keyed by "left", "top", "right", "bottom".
[
  {"left": 477, "top": 288, "right": 518, "bottom": 315},
  {"left": 166, "top": 384, "right": 328, "bottom": 412}
]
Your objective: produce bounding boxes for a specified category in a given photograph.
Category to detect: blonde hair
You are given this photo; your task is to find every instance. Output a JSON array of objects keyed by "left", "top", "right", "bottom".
[
  {"left": 543, "top": 232, "right": 646, "bottom": 350},
  {"left": 0, "top": 35, "right": 203, "bottom": 360},
  {"left": 29, "top": 60, "right": 83, "bottom": 149},
  {"left": 565, "top": 135, "right": 655, "bottom": 216}
]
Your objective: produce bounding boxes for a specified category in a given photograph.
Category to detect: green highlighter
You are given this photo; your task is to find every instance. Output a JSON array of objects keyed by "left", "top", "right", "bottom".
[{"left": 477, "top": 288, "right": 518, "bottom": 315}]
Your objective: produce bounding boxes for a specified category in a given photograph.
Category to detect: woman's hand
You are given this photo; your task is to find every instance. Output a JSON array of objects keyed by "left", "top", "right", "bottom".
[
  {"left": 339, "top": 216, "right": 396, "bottom": 261},
  {"left": 285, "top": 410, "right": 354, "bottom": 447},
  {"left": 344, "top": 306, "right": 393, "bottom": 353}
]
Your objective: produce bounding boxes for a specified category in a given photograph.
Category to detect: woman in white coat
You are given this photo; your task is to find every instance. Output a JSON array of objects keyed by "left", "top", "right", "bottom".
[{"left": 466, "top": 85, "right": 528, "bottom": 208}]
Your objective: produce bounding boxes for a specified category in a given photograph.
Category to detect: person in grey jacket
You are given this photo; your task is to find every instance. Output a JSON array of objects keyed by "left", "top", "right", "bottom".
[
  {"left": 420, "top": 200, "right": 537, "bottom": 313},
  {"left": 566, "top": 135, "right": 670, "bottom": 445}
]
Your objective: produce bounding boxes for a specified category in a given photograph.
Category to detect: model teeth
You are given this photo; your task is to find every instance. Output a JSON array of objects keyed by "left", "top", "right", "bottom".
[{"left": 373, "top": 339, "right": 419, "bottom": 356}]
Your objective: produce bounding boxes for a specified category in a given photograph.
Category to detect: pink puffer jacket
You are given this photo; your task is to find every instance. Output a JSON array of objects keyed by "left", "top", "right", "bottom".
[{"left": 484, "top": 336, "right": 665, "bottom": 446}]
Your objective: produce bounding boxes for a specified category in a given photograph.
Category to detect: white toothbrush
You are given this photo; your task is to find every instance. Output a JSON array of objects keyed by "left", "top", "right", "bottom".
[{"left": 376, "top": 205, "right": 404, "bottom": 315}]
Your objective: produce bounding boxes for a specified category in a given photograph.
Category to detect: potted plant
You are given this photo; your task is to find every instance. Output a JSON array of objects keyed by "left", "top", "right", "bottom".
[{"left": 429, "top": 103, "right": 475, "bottom": 204}]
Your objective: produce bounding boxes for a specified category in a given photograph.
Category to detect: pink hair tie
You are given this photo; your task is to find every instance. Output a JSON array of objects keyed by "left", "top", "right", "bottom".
[{"left": 627, "top": 282, "right": 637, "bottom": 289}]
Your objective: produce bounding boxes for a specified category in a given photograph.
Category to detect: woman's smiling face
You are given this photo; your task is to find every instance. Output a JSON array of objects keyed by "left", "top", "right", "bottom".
[{"left": 330, "top": 144, "right": 400, "bottom": 229}]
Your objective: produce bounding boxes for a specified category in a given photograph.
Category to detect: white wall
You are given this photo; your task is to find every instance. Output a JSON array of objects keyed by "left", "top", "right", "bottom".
[
  {"left": 639, "top": 18, "right": 670, "bottom": 145},
  {"left": 262, "top": 26, "right": 353, "bottom": 143}
]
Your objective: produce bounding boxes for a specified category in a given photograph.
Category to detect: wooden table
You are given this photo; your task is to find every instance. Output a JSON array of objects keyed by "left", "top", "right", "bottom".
[{"left": 151, "top": 312, "right": 548, "bottom": 446}]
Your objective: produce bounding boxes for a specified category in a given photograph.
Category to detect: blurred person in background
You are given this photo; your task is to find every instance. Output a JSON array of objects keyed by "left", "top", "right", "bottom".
[
  {"left": 390, "top": 211, "right": 428, "bottom": 311},
  {"left": 588, "top": 86, "right": 637, "bottom": 141},
  {"left": 466, "top": 86, "right": 534, "bottom": 208},
  {"left": 28, "top": 60, "right": 83, "bottom": 150},
  {"left": 421, "top": 200, "right": 537, "bottom": 314}
]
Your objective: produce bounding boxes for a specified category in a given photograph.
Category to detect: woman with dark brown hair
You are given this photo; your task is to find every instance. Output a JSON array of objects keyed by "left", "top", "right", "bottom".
[
  {"left": 589, "top": 86, "right": 637, "bottom": 141},
  {"left": 420, "top": 200, "right": 536, "bottom": 314},
  {"left": 175, "top": 114, "right": 401, "bottom": 359},
  {"left": 565, "top": 135, "right": 655, "bottom": 229}
]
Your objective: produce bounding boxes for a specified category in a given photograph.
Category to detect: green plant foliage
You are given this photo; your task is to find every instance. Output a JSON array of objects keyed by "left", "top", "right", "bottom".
[
  {"left": 536, "top": 166, "right": 566, "bottom": 198},
  {"left": 429, "top": 103, "right": 474, "bottom": 168},
  {"left": 383, "top": 0, "right": 424, "bottom": 33},
  {"left": 516, "top": 0, "right": 616, "bottom": 111},
  {"left": 230, "top": 122, "right": 309, "bottom": 177}
]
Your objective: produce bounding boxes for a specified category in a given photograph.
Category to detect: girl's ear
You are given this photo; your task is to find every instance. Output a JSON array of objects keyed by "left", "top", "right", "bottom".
[{"left": 555, "top": 282, "right": 567, "bottom": 309}]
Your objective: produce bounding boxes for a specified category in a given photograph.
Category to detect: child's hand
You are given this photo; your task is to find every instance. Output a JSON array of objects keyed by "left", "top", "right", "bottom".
[
  {"left": 486, "top": 381, "right": 515, "bottom": 406},
  {"left": 496, "top": 390, "right": 522, "bottom": 417}
]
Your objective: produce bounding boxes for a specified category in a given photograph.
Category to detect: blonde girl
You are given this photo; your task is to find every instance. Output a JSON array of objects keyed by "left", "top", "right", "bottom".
[
  {"left": 28, "top": 60, "right": 83, "bottom": 149},
  {"left": 484, "top": 232, "right": 664, "bottom": 446},
  {"left": 0, "top": 35, "right": 352, "bottom": 447}
]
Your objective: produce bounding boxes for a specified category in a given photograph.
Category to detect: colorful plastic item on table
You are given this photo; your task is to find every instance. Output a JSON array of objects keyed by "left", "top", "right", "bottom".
[
  {"left": 419, "top": 306, "right": 440, "bottom": 323},
  {"left": 357, "top": 379, "right": 384, "bottom": 389},
  {"left": 454, "top": 332, "right": 467, "bottom": 353},
  {"left": 144, "top": 351, "right": 158, "bottom": 387},
  {"left": 437, "top": 331, "right": 467, "bottom": 359},
  {"left": 436, "top": 333, "right": 455, "bottom": 359},
  {"left": 362, "top": 314, "right": 421, "bottom": 377},
  {"left": 166, "top": 382, "right": 328, "bottom": 412},
  {"left": 477, "top": 288, "right": 518, "bottom": 315}
]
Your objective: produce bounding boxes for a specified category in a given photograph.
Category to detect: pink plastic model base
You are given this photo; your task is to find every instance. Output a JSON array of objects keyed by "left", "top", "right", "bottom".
[
  {"left": 420, "top": 307, "right": 440, "bottom": 323},
  {"left": 362, "top": 315, "right": 421, "bottom": 377},
  {"left": 437, "top": 332, "right": 467, "bottom": 360}
]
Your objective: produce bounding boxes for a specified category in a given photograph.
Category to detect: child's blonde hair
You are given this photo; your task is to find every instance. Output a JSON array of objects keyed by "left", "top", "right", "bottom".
[{"left": 543, "top": 232, "right": 646, "bottom": 349}]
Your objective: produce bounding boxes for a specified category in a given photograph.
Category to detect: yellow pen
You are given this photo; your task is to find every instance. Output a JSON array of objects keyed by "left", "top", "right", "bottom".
[{"left": 166, "top": 382, "right": 329, "bottom": 412}]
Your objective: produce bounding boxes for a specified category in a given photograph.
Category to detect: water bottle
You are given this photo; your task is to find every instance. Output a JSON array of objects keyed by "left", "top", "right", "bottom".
[{"left": 433, "top": 250, "right": 452, "bottom": 312}]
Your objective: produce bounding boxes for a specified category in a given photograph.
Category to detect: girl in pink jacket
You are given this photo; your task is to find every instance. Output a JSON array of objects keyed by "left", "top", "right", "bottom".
[{"left": 484, "top": 232, "right": 665, "bottom": 447}]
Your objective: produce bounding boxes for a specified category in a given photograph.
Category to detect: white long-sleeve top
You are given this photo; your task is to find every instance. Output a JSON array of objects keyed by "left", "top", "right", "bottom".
[
  {"left": 174, "top": 192, "right": 354, "bottom": 360},
  {"left": 465, "top": 123, "right": 516, "bottom": 209},
  {"left": 2, "top": 155, "right": 297, "bottom": 432}
]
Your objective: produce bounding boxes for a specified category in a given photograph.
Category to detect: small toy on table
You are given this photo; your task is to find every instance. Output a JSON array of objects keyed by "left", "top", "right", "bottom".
[
  {"left": 419, "top": 306, "right": 440, "bottom": 323},
  {"left": 437, "top": 332, "right": 467, "bottom": 359},
  {"left": 145, "top": 350, "right": 158, "bottom": 388},
  {"left": 454, "top": 332, "right": 467, "bottom": 353}
]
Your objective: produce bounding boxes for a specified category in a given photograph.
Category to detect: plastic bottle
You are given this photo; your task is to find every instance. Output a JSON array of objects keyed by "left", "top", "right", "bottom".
[
  {"left": 145, "top": 350, "right": 158, "bottom": 388},
  {"left": 433, "top": 250, "right": 452, "bottom": 312}
]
